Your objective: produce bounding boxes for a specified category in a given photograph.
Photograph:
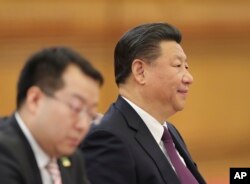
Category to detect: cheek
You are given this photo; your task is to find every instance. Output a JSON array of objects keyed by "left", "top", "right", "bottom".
[
  {"left": 156, "top": 79, "right": 178, "bottom": 100},
  {"left": 162, "top": 74, "right": 180, "bottom": 90},
  {"left": 81, "top": 125, "right": 90, "bottom": 139},
  {"left": 46, "top": 113, "right": 73, "bottom": 137}
]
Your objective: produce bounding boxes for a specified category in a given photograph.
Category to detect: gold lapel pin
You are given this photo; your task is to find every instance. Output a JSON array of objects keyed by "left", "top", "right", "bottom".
[{"left": 61, "top": 157, "right": 71, "bottom": 167}]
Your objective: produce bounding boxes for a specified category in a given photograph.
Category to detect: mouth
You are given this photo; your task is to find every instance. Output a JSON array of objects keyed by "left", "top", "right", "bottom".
[
  {"left": 178, "top": 88, "right": 188, "bottom": 93},
  {"left": 177, "top": 89, "right": 189, "bottom": 96},
  {"left": 68, "top": 137, "right": 81, "bottom": 147}
]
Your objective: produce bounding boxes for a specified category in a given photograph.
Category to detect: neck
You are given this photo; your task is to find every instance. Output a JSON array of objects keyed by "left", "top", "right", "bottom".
[{"left": 119, "top": 86, "right": 173, "bottom": 123}]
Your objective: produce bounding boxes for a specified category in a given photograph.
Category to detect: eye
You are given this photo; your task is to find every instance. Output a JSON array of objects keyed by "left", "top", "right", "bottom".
[
  {"left": 173, "top": 60, "right": 182, "bottom": 67},
  {"left": 68, "top": 103, "right": 82, "bottom": 114},
  {"left": 69, "top": 97, "right": 86, "bottom": 113},
  {"left": 173, "top": 63, "right": 182, "bottom": 67}
]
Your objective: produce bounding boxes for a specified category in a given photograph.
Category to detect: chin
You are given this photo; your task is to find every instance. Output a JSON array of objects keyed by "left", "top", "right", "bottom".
[
  {"left": 58, "top": 148, "right": 76, "bottom": 156},
  {"left": 175, "top": 104, "right": 185, "bottom": 112}
]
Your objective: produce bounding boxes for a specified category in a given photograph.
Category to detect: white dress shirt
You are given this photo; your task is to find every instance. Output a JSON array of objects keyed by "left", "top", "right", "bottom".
[
  {"left": 15, "top": 112, "right": 53, "bottom": 184},
  {"left": 122, "top": 96, "right": 186, "bottom": 170}
]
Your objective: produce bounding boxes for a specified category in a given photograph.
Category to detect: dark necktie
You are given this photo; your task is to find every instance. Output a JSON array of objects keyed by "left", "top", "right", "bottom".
[{"left": 162, "top": 127, "right": 198, "bottom": 184}]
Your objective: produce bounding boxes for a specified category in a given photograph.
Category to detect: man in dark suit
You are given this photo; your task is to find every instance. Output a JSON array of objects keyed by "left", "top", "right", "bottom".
[
  {"left": 81, "top": 23, "right": 206, "bottom": 184},
  {"left": 0, "top": 46, "right": 103, "bottom": 184}
]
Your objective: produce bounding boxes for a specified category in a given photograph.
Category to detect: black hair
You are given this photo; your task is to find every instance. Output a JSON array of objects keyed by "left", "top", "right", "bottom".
[
  {"left": 114, "top": 22, "right": 182, "bottom": 85},
  {"left": 17, "top": 46, "right": 103, "bottom": 109}
]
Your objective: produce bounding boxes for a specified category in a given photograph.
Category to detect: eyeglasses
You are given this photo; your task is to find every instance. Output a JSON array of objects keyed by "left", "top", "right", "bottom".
[{"left": 46, "top": 94, "right": 94, "bottom": 122}]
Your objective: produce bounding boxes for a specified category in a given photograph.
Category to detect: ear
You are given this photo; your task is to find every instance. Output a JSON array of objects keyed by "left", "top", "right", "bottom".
[
  {"left": 131, "top": 59, "right": 146, "bottom": 84},
  {"left": 25, "top": 86, "right": 44, "bottom": 114}
]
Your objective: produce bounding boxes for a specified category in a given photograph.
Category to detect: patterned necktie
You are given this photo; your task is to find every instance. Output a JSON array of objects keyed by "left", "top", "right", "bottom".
[
  {"left": 46, "top": 159, "right": 62, "bottom": 184},
  {"left": 162, "top": 127, "right": 198, "bottom": 184}
]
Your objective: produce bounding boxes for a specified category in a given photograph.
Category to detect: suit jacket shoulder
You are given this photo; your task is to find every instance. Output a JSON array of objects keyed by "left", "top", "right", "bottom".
[
  {"left": 82, "top": 96, "right": 206, "bottom": 184},
  {"left": 82, "top": 96, "right": 181, "bottom": 184},
  {"left": 0, "top": 115, "right": 90, "bottom": 184},
  {"left": 0, "top": 115, "right": 42, "bottom": 184}
]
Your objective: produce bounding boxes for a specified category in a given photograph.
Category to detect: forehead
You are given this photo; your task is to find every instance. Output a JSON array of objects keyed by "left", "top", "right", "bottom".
[
  {"left": 60, "top": 64, "right": 100, "bottom": 101},
  {"left": 158, "top": 41, "right": 187, "bottom": 61}
]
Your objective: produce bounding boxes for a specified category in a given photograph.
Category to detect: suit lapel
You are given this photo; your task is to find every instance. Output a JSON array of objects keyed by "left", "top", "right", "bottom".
[
  {"left": 168, "top": 123, "right": 206, "bottom": 184},
  {"left": 115, "top": 96, "right": 181, "bottom": 184},
  {"left": 135, "top": 130, "right": 181, "bottom": 184},
  {"left": 8, "top": 115, "right": 43, "bottom": 184},
  {"left": 58, "top": 158, "right": 73, "bottom": 184}
]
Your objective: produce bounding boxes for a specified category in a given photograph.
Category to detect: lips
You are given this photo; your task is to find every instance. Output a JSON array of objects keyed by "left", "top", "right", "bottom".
[
  {"left": 68, "top": 137, "right": 81, "bottom": 147},
  {"left": 177, "top": 89, "right": 188, "bottom": 93},
  {"left": 177, "top": 89, "right": 189, "bottom": 99}
]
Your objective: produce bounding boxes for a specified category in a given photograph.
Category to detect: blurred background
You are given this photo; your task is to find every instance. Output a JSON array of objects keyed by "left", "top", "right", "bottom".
[{"left": 0, "top": 0, "right": 249, "bottom": 183}]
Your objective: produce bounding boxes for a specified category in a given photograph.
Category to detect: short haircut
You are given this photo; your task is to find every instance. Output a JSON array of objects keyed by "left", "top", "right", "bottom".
[
  {"left": 114, "top": 22, "right": 182, "bottom": 85},
  {"left": 17, "top": 46, "right": 104, "bottom": 109}
]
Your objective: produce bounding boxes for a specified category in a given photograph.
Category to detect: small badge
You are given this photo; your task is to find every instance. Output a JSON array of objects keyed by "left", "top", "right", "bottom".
[{"left": 60, "top": 157, "right": 71, "bottom": 167}]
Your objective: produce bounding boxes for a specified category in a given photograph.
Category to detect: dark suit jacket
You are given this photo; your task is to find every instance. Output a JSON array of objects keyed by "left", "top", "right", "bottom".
[
  {"left": 81, "top": 96, "right": 206, "bottom": 184},
  {"left": 0, "top": 116, "right": 8, "bottom": 123},
  {"left": 0, "top": 115, "right": 89, "bottom": 184}
]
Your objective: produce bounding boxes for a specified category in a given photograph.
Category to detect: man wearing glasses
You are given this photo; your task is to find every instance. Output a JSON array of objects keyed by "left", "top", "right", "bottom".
[{"left": 0, "top": 46, "right": 103, "bottom": 184}]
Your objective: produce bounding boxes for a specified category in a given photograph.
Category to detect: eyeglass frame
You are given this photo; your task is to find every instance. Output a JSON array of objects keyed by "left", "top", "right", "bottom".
[{"left": 42, "top": 89, "right": 96, "bottom": 122}]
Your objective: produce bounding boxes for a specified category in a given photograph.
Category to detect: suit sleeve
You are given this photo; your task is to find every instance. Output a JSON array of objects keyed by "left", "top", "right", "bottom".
[{"left": 81, "top": 130, "right": 137, "bottom": 184}]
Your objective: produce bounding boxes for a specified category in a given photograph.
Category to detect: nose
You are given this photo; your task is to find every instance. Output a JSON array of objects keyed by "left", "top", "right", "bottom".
[{"left": 182, "top": 70, "right": 194, "bottom": 85}]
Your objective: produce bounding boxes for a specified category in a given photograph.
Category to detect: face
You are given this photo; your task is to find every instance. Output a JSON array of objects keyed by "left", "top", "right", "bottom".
[
  {"left": 33, "top": 64, "right": 100, "bottom": 157},
  {"left": 144, "top": 41, "right": 193, "bottom": 119}
]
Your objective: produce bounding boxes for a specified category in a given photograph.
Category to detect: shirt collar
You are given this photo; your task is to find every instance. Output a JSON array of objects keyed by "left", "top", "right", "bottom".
[
  {"left": 122, "top": 96, "right": 166, "bottom": 144},
  {"left": 15, "top": 112, "right": 50, "bottom": 169}
]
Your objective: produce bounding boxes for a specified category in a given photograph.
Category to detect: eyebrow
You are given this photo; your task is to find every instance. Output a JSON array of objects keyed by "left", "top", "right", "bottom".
[{"left": 70, "top": 93, "right": 87, "bottom": 104}]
